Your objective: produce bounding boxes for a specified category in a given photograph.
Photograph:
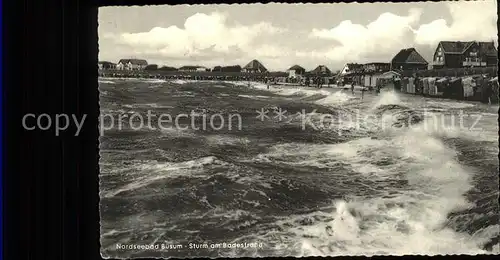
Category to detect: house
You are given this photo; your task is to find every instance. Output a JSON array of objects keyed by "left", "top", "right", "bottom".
[
  {"left": 98, "top": 61, "right": 116, "bottom": 70},
  {"left": 309, "top": 65, "right": 332, "bottom": 75},
  {"left": 361, "top": 63, "right": 391, "bottom": 88},
  {"left": 362, "top": 62, "right": 390, "bottom": 73},
  {"left": 337, "top": 63, "right": 363, "bottom": 85},
  {"left": 288, "top": 65, "right": 306, "bottom": 78},
  {"left": 380, "top": 71, "right": 401, "bottom": 79},
  {"left": 479, "top": 42, "right": 498, "bottom": 67},
  {"left": 116, "top": 59, "right": 148, "bottom": 70},
  {"left": 339, "top": 63, "right": 363, "bottom": 75},
  {"left": 178, "top": 66, "right": 208, "bottom": 72},
  {"left": 242, "top": 60, "right": 268, "bottom": 73},
  {"left": 376, "top": 71, "right": 401, "bottom": 90},
  {"left": 432, "top": 41, "right": 498, "bottom": 69},
  {"left": 391, "top": 48, "right": 428, "bottom": 71}
]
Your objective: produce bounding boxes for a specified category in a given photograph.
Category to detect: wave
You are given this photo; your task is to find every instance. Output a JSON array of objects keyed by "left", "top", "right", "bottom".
[
  {"left": 231, "top": 82, "right": 331, "bottom": 100},
  {"left": 316, "top": 91, "right": 355, "bottom": 106},
  {"left": 424, "top": 100, "right": 476, "bottom": 109},
  {"left": 372, "top": 91, "right": 404, "bottom": 110},
  {"left": 171, "top": 79, "right": 188, "bottom": 85},
  {"left": 101, "top": 156, "right": 223, "bottom": 198},
  {"left": 248, "top": 134, "right": 495, "bottom": 256},
  {"left": 243, "top": 91, "right": 498, "bottom": 256},
  {"left": 237, "top": 94, "right": 270, "bottom": 99},
  {"left": 99, "top": 80, "right": 116, "bottom": 84}
]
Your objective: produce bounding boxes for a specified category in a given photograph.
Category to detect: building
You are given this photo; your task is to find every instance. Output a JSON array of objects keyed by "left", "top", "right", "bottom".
[
  {"left": 288, "top": 65, "right": 306, "bottom": 78},
  {"left": 361, "top": 63, "right": 391, "bottom": 88},
  {"left": 391, "top": 48, "right": 428, "bottom": 71},
  {"left": 242, "top": 60, "right": 268, "bottom": 73},
  {"left": 337, "top": 63, "right": 363, "bottom": 85},
  {"left": 339, "top": 63, "right": 363, "bottom": 75},
  {"left": 362, "top": 62, "right": 390, "bottom": 73},
  {"left": 116, "top": 59, "right": 148, "bottom": 70},
  {"left": 432, "top": 41, "right": 497, "bottom": 69},
  {"left": 178, "top": 66, "right": 209, "bottom": 72},
  {"left": 309, "top": 65, "right": 332, "bottom": 75},
  {"left": 98, "top": 61, "right": 116, "bottom": 70}
]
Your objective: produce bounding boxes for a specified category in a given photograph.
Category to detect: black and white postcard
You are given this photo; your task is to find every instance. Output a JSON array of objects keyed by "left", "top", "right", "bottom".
[{"left": 98, "top": 1, "right": 499, "bottom": 258}]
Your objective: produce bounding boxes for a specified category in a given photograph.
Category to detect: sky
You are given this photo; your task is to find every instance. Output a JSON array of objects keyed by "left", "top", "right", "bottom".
[{"left": 98, "top": 1, "right": 498, "bottom": 71}]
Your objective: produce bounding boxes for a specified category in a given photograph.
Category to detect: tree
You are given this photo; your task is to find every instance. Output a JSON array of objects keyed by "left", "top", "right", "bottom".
[
  {"left": 145, "top": 64, "right": 158, "bottom": 70},
  {"left": 222, "top": 65, "right": 242, "bottom": 72},
  {"left": 158, "top": 66, "right": 177, "bottom": 71}
]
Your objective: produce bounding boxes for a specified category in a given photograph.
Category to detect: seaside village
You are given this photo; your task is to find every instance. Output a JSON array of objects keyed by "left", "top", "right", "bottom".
[{"left": 99, "top": 40, "right": 499, "bottom": 104}]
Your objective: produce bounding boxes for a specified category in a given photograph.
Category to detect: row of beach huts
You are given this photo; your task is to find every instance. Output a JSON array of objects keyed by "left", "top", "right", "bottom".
[{"left": 392, "top": 75, "right": 499, "bottom": 104}]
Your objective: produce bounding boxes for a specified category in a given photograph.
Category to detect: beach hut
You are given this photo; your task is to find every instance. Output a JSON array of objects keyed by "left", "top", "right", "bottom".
[
  {"left": 435, "top": 77, "right": 449, "bottom": 97},
  {"left": 364, "top": 75, "right": 372, "bottom": 88},
  {"left": 407, "top": 77, "right": 416, "bottom": 94},
  {"left": 415, "top": 77, "right": 423, "bottom": 94},
  {"left": 462, "top": 77, "right": 475, "bottom": 99},
  {"left": 471, "top": 76, "right": 488, "bottom": 102},
  {"left": 422, "top": 77, "right": 430, "bottom": 96},
  {"left": 446, "top": 77, "right": 462, "bottom": 99},
  {"left": 401, "top": 77, "right": 409, "bottom": 93},
  {"left": 427, "top": 77, "right": 438, "bottom": 96}
]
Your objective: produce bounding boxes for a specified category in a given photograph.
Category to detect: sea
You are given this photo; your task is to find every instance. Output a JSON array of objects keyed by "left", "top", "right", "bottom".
[{"left": 98, "top": 77, "right": 499, "bottom": 258}]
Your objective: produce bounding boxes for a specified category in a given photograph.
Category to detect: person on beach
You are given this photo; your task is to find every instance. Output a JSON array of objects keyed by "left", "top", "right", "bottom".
[
  {"left": 361, "top": 87, "right": 365, "bottom": 100},
  {"left": 351, "top": 82, "right": 355, "bottom": 94},
  {"left": 483, "top": 81, "right": 493, "bottom": 105}
]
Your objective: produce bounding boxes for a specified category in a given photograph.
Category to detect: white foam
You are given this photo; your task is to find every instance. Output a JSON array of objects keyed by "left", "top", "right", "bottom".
[
  {"left": 424, "top": 100, "right": 476, "bottom": 109},
  {"left": 141, "top": 79, "right": 167, "bottom": 83},
  {"left": 249, "top": 95, "right": 497, "bottom": 255},
  {"left": 99, "top": 80, "right": 116, "bottom": 84},
  {"left": 204, "top": 135, "right": 251, "bottom": 146},
  {"left": 272, "top": 88, "right": 331, "bottom": 98},
  {"left": 259, "top": 133, "right": 493, "bottom": 255},
  {"left": 102, "top": 156, "right": 221, "bottom": 198},
  {"left": 316, "top": 91, "right": 354, "bottom": 106},
  {"left": 171, "top": 79, "right": 188, "bottom": 84},
  {"left": 372, "top": 91, "right": 403, "bottom": 110},
  {"left": 237, "top": 94, "right": 270, "bottom": 99}
]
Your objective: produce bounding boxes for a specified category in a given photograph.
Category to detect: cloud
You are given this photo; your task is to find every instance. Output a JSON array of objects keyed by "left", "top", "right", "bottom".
[
  {"left": 414, "top": 1, "right": 497, "bottom": 45},
  {"left": 299, "top": 1, "right": 497, "bottom": 65},
  {"left": 111, "top": 12, "right": 286, "bottom": 61},
  {"left": 100, "top": 1, "right": 497, "bottom": 70},
  {"left": 305, "top": 8, "right": 423, "bottom": 61}
]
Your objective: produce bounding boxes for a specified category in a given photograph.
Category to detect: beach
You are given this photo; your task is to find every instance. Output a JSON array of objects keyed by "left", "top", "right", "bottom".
[{"left": 98, "top": 78, "right": 499, "bottom": 258}]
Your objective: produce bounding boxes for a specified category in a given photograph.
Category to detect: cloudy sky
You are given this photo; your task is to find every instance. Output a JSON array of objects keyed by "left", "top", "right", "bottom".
[{"left": 98, "top": 0, "right": 498, "bottom": 71}]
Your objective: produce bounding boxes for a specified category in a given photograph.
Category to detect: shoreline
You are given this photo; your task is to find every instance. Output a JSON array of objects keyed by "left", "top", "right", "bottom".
[{"left": 98, "top": 76, "right": 497, "bottom": 105}]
